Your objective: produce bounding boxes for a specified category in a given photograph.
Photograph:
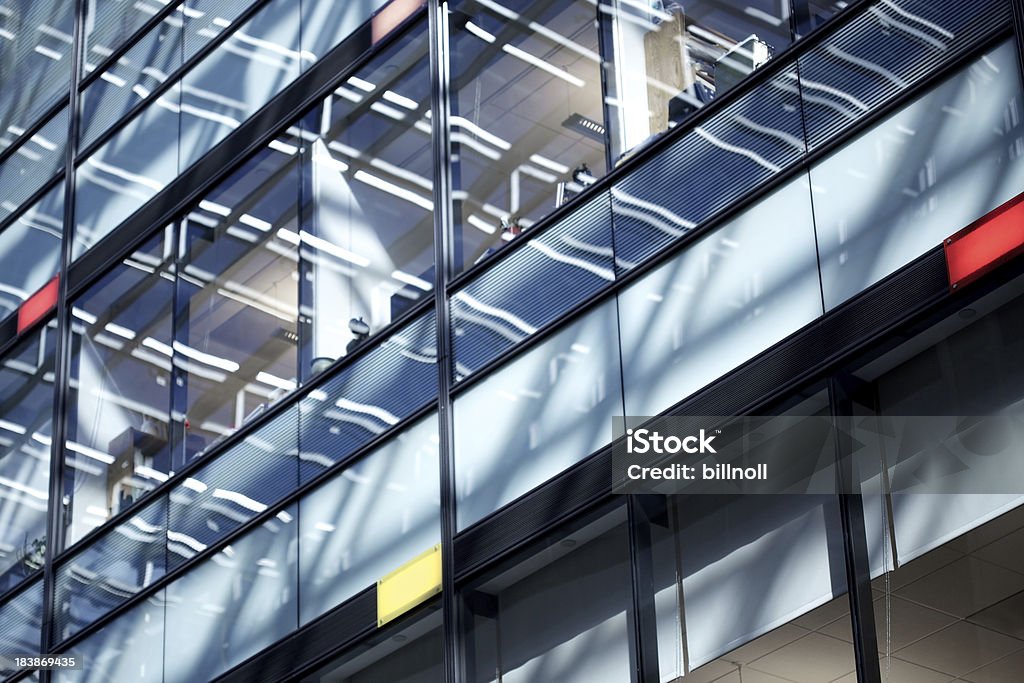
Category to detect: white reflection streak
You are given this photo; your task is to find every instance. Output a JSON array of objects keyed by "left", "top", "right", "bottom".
[
  {"left": 693, "top": 126, "right": 781, "bottom": 173},
  {"left": 467, "top": 214, "right": 497, "bottom": 235},
  {"left": 559, "top": 234, "right": 614, "bottom": 258},
  {"left": 335, "top": 398, "right": 399, "bottom": 426},
  {"left": 298, "top": 230, "right": 370, "bottom": 267},
  {"left": 867, "top": 6, "right": 948, "bottom": 51},
  {"left": 85, "top": 156, "right": 164, "bottom": 191},
  {"left": 527, "top": 20, "right": 600, "bottom": 62},
  {"left": 0, "top": 476, "right": 47, "bottom": 500},
  {"left": 256, "top": 371, "right": 297, "bottom": 391},
  {"left": 212, "top": 488, "right": 267, "bottom": 512},
  {"left": 878, "top": 0, "right": 954, "bottom": 38},
  {"left": 353, "top": 170, "right": 433, "bottom": 211},
  {"left": 611, "top": 187, "right": 695, "bottom": 235},
  {"left": 167, "top": 531, "right": 207, "bottom": 552},
  {"left": 451, "top": 116, "right": 511, "bottom": 150},
  {"left": 454, "top": 309, "right": 524, "bottom": 344},
  {"left": 733, "top": 115, "right": 804, "bottom": 152},
  {"left": 368, "top": 157, "right": 432, "bottom": 191},
  {"left": 66, "top": 440, "right": 115, "bottom": 465},
  {"left": 465, "top": 21, "right": 495, "bottom": 43},
  {"left": 797, "top": 77, "right": 870, "bottom": 115},
  {"left": 321, "top": 410, "right": 386, "bottom": 435},
  {"left": 823, "top": 44, "right": 908, "bottom": 88},
  {"left": 172, "top": 340, "right": 240, "bottom": 372},
  {"left": 0, "top": 419, "right": 26, "bottom": 435},
  {"left": 451, "top": 132, "right": 501, "bottom": 161},
  {"left": 455, "top": 292, "right": 538, "bottom": 335},
  {"left": 526, "top": 240, "right": 615, "bottom": 281},
  {"left": 382, "top": 90, "right": 418, "bottom": 110},
  {"left": 502, "top": 44, "right": 584, "bottom": 88}
]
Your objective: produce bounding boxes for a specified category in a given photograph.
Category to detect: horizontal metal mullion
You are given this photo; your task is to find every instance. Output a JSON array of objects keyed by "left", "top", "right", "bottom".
[{"left": 49, "top": 399, "right": 437, "bottom": 654}]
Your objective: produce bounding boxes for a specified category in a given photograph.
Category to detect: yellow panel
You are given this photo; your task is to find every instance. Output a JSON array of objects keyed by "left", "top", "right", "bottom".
[{"left": 377, "top": 544, "right": 442, "bottom": 627}]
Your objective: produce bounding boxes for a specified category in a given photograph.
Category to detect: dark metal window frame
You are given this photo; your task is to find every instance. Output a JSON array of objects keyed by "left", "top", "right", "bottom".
[{"left": 0, "top": 1, "right": 1022, "bottom": 682}]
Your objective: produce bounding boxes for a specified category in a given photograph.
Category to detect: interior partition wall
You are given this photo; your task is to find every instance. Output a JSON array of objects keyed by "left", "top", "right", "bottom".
[{"left": 1, "top": 0, "right": 1024, "bottom": 682}]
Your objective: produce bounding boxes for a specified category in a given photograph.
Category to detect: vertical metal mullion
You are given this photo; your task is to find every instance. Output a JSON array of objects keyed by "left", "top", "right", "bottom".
[
  {"left": 428, "top": 2, "right": 462, "bottom": 683},
  {"left": 625, "top": 495, "right": 664, "bottom": 683},
  {"left": 41, "top": 0, "right": 89, "bottom": 664},
  {"left": 829, "top": 376, "right": 882, "bottom": 683}
]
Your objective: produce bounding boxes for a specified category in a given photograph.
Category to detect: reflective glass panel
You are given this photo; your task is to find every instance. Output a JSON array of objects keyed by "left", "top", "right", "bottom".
[
  {"left": 163, "top": 503, "right": 298, "bottom": 681},
  {"left": 0, "top": 324, "right": 54, "bottom": 590},
  {"left": 462, "top": 506, "right": 632, "bottom": 682},
  {"left": 64, "top": 232, "right": 173, "bottom": 544},
  {"left": 0, "top": 578, "right": 44, "bottom": 678},
  {"left": 297, "top": 23, "right": 434, "bottom": 373},
  {"left": 177, "top": 0, "right": 303, "bottom": 170},
  {"left": 448, "top": 0, "right": 606, "bottom": 272},
  {"left": 54, "top": 591, "right": 165, "bottom": 683},
  {"left": 618, "top": 174, "right": 822, "bottom": 418},
  {"left": 0, "top": 181, "right": 64, "bottom": 321},
  {"left": 299, "top": 414, "right": 440, "bottom": 624},
  {"left": 454, "top": 297, "right": 623, "bottom": 529},
  {"left": 174, "top": 146, "right": 299, "bottom": 461},
  {"left": 812, "top": 39, "right": 1024, "bottom": 310}
]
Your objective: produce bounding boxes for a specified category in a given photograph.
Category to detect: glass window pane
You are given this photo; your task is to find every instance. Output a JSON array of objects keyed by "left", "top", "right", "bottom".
[
  {"left": 297, "top": 23, "right": 434, "bottom": 373},
  {"left": 174, "top": 146, "right": 299, "bottom": 461},
  {"left": 874, "top": 504, "right": 1024, "bottom": 681},
  {"left": 604, "top": 0, "right": 792, "bottom": 156},
  {"left": 298, "top": 311, "right": 437, "bottom": 484},
  {"left": 64, "top": 232, "right": 173, "bottom": 545},
  {"left": 0, "top": 107, "right": 67, "bottom": 224},
  {"left": 454, "top": 297, "right": 623, "bottom": 529},
  {"left": 54, "top": 591, "right": 165, "bottom": 683},
  {"left": 0, "top": 324, "right": 54, "bottom": 589},
  {"left": 849, "top": 275, "right": 1024, "bottom": 568},
  {"left": 618, "top": 174, "right": 822, "bottom": 418},
  {"left": 610, "top": 64, "right": 806, "bottom": 270},
  {"left": 83, "top": 0, "right": 178, "bottom": 74},
  {"left": 0, "top": 579, "right": 44, "bottom": 678},
  {"left": 812, "top": 39, "right": 1024, "bottom": 310},
  {"left": 0, "top": 182, "right": 64, "bottom": 321},
  {"left": 300, "top": 0, "right": 395, "bottom": 66},
  {"left": 74, "top": 85, "right": 181, "bottom": 258},
  {"left": 799, "top": 0, "right": 1009, "bottom": 151},
  {"left": 163, "top": 504, "right": 298, "bottom": 681},
  {"left": 0, "top": 0, "right": 75, "bottom": 138},
  {"left": 299, "top": 413, "right": 440, "bottom": 624},
  {"left": 177, "top": 0, "right": 303, "bottom": 170},
  {"left": 79, "top": 16, "right": 184, "bottom": 150},
  {"left": 462, "top": 506, "right": 632, "bottom": 682},
  {"left": 448, "top": 0, "right": 607, "bottom": 273},
  {"left": 451, "top": 191, "right": 614, "bottom": 381},
  {"left": 167, "top": 405, "right": 297, "bottom": 572},
  {"left": 54, "top": 495, "right": 168, "bottom": 643}
]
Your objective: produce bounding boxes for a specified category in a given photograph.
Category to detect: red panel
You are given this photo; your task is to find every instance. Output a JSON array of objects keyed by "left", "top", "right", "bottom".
[
  {"left": 945, "top": 192, "right": 1024, "bottom": 290},
  {"left": 17, "top": 276, "right": 59, "bottom": 334}
]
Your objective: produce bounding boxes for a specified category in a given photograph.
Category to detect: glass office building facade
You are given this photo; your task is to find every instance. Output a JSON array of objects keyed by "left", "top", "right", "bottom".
[{"left": 2, "top": 0, "right": 1024, "bottom": 680}]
